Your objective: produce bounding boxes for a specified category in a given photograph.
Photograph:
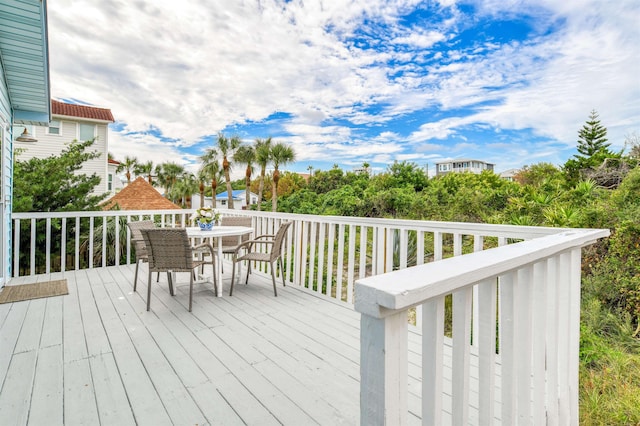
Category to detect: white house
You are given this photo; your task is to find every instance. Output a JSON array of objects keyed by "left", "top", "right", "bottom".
[
  {"left": 13, "top": 99, "right": 115, "bottom": 196},
  {"left": 107, "top": 158, "right": 125, "bottom": 194},
  {"left": 214, "top": 190, "right": 259, "bottom": 210},
  {"left": 499, "top": 168, "right": 520, "bottom": 182},
  {"left": 435, "top": 159, "right": 495, "bottom": 176},
  {"left": 0, "top": 0, "right": 51, "bottom": 285}
]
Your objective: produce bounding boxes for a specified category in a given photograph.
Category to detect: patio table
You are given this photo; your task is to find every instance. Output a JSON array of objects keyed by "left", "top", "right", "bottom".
[{"left": 186, "top": 225, "right": 253, "bottom": 296}]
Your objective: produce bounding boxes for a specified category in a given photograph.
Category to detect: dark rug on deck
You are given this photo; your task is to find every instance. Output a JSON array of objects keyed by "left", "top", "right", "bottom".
[{"left": 0, "top": 279, "right": 68, "bottom": 304}]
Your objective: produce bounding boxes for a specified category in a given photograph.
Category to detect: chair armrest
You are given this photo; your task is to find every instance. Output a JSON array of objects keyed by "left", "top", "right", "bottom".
[
  {"left": 192, "top": 242, "right": 215, "bottom": 256},
  {"left": 252, "top": 234, "right": 276, "bottom": 240},
  {"left": 233, "top": 238, "right": 274, "bottom": 254}
]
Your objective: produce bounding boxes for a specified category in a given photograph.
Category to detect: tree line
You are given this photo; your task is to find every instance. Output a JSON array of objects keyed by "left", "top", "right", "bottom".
[{"left": 114, "top": 134, "right": 296, "bottom": 210}]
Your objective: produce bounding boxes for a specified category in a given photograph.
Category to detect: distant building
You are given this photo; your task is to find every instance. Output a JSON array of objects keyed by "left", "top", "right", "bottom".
[
  {"left": 215, "top": 190, "right": 259, "bottom": 210},
  {"left": 435, "top": 159, "right": 495, "bottom": 176},
  {"left": 499, "top": 168, "right": 520, "bottom": 182},
  {"left": 13, "top": 99, "right": 115, "bottom": 196},
  {"left": 107, "top": 158, "right": 125, "bottom": 194}
]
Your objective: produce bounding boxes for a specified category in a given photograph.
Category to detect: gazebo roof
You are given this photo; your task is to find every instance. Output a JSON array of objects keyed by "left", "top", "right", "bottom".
[{"left": 102, "top": 177, "right": 181, "bottom": 210}]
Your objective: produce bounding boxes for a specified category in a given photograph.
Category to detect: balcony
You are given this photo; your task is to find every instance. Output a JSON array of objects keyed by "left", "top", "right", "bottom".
[{"left": 2, "top": 210, "right": 609, "bottom": 425}]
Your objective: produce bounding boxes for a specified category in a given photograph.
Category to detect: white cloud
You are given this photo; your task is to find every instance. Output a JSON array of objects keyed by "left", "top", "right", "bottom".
[{"left": 47, "top": 0, "right": 639, "bottom": 174}]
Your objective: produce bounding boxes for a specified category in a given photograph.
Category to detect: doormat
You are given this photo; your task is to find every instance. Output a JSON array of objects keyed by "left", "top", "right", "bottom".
[{"left": 0, "top": 279, "right": 68, "bottom": 304}]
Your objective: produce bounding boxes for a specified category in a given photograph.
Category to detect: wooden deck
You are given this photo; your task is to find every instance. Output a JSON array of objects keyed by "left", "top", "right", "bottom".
[
  {"left": 0, "top": 263, "right": 370, "bottom": 425},
  {"left": 0, "top": 263, "right": 487, "bottom": 425}
]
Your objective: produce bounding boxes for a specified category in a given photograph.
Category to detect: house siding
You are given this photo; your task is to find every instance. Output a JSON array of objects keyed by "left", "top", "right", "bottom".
[
  {"left": 14, "top": 118, "right": 111, "bottom": 196},
  {"left": 0, "top": 0, "right": 51, "bottom": 286},
  {"left": 435, "top": 159, "right": 495, "bottom": 176},
  {"left": 1, "top": 61, "right": 12, "bottom": 284}
]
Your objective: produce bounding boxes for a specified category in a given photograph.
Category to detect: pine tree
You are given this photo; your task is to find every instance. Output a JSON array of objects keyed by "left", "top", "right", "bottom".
[{"left": 576, "top": 109, "right": 610, "bottom": 156}]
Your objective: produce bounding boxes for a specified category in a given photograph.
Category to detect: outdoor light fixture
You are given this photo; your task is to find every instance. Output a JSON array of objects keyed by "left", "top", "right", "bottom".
[{"left": 16, "top": 127, "right": 37, "bottom": 142}]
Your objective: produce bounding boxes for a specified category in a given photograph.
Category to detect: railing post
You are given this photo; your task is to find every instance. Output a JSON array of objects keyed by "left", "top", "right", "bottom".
[
  {"left": 568, "top": 248, "right": 582, "bottom": 425},
  {"left": 359, "top": 310, "right": 408, "bottom": 426}
]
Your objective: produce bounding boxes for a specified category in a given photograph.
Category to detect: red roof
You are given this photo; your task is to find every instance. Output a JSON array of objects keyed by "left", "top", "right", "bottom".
[
  {"left": 102, "top": 177, "right": 182, "bottom": 211},
  {"left": 108, "top": 158, "right": 120, "bottom": 165},
  {"left": 52, "top": 99, "right": 115, "bottom": 122}
]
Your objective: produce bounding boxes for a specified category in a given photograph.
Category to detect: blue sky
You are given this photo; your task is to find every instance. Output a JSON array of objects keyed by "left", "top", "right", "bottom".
[{"left": 48, "top": 0, "right": 639, "bottom": 178}]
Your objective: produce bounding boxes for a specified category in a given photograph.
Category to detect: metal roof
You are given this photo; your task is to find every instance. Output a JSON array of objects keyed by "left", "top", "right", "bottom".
[{"left": 0, "top": 0, "right": 51, "bottom": 125}]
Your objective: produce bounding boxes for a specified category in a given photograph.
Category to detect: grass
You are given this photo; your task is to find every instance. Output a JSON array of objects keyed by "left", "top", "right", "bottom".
[
  {"left": 580, "top": 343, "right": 640, "bottom": 425},
  {"left": 579, "top": 302, "right": 640, "bottom": 425}
]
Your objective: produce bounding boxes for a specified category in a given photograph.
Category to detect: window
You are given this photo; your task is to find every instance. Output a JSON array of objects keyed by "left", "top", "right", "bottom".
[
  {"left": 221, "top": 199, "right": 227, "bottom": 206},
  {"left": 108, "top": 174, "right": 113, "bottom": 191},
  {"left": 438, "top": 163, "right": 450, "bottom": 172},
  {"left": 79, "top": 123, "right": 95, "bottom": 141},
  {"left": 48, "top": 120, "right": 61, "bottom": 135}
]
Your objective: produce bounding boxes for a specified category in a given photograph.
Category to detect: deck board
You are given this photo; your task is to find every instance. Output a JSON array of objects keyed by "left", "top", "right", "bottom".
[
  {"left": 29, "top": 344, "right": 64, "bottom": 425},
  {"left": 0, "top": 263, "right": 494, "bottom": 425}
]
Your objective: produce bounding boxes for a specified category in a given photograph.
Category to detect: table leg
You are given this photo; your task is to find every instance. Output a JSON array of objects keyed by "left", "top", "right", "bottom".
[
  {"left": 216, "top": 239, "right": 223, "bottom": 296},
  {"left": 235, "top": 235, "right": 243, "bottom": 286}
]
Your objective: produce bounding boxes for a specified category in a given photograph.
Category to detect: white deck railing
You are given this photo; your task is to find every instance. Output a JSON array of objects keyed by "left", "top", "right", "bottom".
[
  {"left": 12, "top": 209, "right": 567, "bottom": 291},
  {"left": 12, "top": 210, "right": 609, "bottom": 424},
  {"left": 355, "top": 228, "right": 609, "bottom": 425}
]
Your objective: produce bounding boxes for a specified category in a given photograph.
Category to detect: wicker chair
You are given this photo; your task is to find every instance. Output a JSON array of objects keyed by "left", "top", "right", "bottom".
[
  {"left": 229, "top": 221, "right": 292, "bottom": 296},
  {"left": 140, "top": 228, "right": 217, "bottom": 312},
  {"left": 126, "top": 220, "right": 157, "bottom": 291},
  {"left": 218, "top": 216, "right": 253, "bottom": 272}
]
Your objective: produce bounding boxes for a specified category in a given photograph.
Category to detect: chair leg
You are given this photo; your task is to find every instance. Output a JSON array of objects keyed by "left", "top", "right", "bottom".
[
  {"left": 211, "top": 262, "right": 218, "bottom": 296},
  {"left": 188, "top": 274, "right": 194, "bottom": 312},
  {"left": 229, "top": 258, "right": 237, "bottom": 296},
  {"left": 134, "top": 260, "right": 140, "bottom": 292},
  {"left": 167, "top": 272, "right": 175, "bottom": 296},
  {"left": 146, "top": 271, "right": 152, "bottom": 311},
  {"left": 270, "top": 262, "right": 278, "bottom": 297},
  {"left": 278, "top": 257, "right": 286, "bottom": 287},
  {"left": 244, "top": 260, "right": 251, "bottom": 285},
  {"left": 157, "top": 272, "right": 160, "bottom": 282}
]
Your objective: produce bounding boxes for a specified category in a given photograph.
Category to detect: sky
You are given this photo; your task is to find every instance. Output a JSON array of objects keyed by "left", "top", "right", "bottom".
[{"left": 47, "top": 0, "right": 639, "bottom": 179}]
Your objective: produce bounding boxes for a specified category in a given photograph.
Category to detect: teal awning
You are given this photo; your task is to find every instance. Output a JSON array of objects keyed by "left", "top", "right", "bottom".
[{"left": 0, "top": 0, "right": 51, "bottom": 125}]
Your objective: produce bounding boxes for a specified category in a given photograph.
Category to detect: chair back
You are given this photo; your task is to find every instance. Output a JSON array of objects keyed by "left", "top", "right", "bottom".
[
  {"left": 270, "top": 221, "right": 292, "bottom": 262},
  {"left": 221, "top": 216, "right": 253, "bottom": 246},
  {"left": 127, "top": 220, "right": 155, "bottom": 259},
  {"left": 141, "top": 228, "right": 194, "bottom": 272}
]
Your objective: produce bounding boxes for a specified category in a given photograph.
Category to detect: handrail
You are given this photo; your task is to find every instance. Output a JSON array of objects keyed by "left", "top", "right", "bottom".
[
  {"left": 354, "top": 227, "right": 610, "bottom": 425},
  {"left": 11, "top": 209, "right": 565, "bottom": 281},
  {"left": 355, "top": 228, "right": 608, "bottom": 315}
]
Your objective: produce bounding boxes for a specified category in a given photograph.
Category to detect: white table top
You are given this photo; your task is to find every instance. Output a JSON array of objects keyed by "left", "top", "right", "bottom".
[{"left": 185, "top": 226, "right": 253, "bottom": 238}]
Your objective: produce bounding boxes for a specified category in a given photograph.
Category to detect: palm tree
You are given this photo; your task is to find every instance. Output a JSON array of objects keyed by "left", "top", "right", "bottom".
[
  {"left": 173, "top": 173, "right": 199, "bottom": 208},
  {"left": 157, "top": 162, "right": 185, "bottom": 202},
  {"left": 269, "top": 142, "right": 296, "bottom": 211},
  {"left": 196, "top": 168, "right": 208, "bottom": 207},
  {"left": 254, "top": 137, "right": 272, "bottom": 210},
  {"left": 233, "top": 144, "right": 256, "bottom": 209},
  {"left": 216, "top": 133, "right": 241, "bottom": 209},
  {"left": 200, "top": 148, "right": 222, "bottom": 208},
  {"left": 134, "top": 160, "right": 155, "bottom": 185},
  {"left": 116, "top": 156, "right": 137, "bottom": 184}
]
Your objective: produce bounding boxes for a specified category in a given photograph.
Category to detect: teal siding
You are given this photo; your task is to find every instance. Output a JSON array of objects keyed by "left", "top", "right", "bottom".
[{"left": 0, "top": 56, "right": 12, "bottom": 283}]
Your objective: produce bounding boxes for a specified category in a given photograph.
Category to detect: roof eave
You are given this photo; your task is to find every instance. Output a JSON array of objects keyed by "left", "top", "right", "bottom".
[
  {"left": 52, "top": 113, "right": 115, "bottom": 124},
  {"left": 1, "top": 0, "right": 51, "bottom": 126}
]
